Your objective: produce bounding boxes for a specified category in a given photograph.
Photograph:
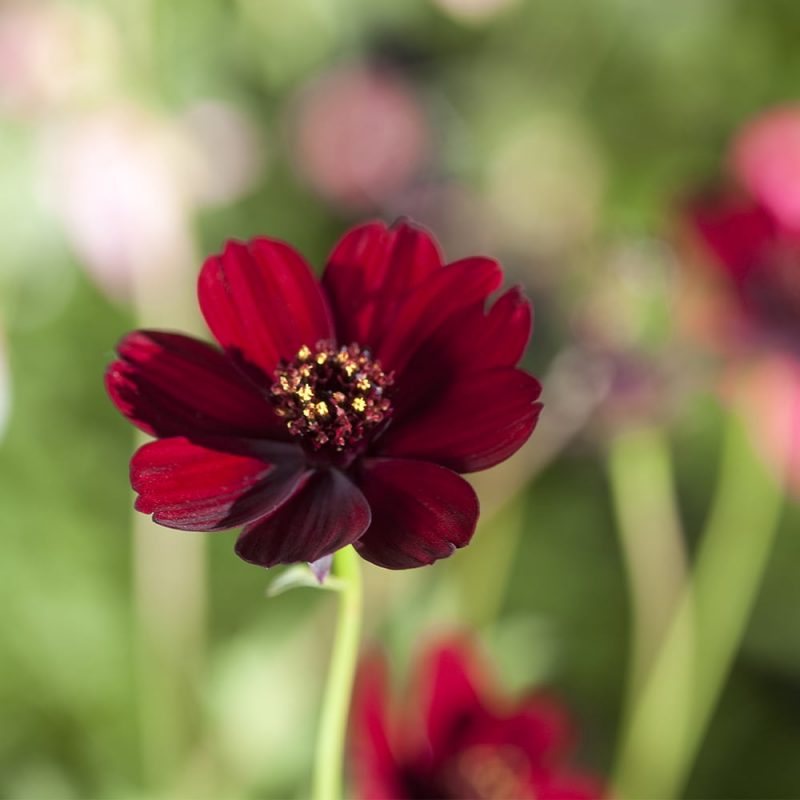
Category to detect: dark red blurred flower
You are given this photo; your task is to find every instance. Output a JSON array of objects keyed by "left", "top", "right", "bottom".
[
  {"left": 351, "top": 639, "right": 607, "bottom": 800},
  {"left": 687, "top": 106, "right": 800, "bottom": 354},
  {"left": 105, "top": 220, "right": 541, "bottom": 570}
]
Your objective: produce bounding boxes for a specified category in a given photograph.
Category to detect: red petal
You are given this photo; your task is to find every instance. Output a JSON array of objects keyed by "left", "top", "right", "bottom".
[
  {"left": 354, "top": 458, "right": 478, "bottom": 569},
  {"left": 378, "top": 368, "right": 542, "bottom": 473},
  {"left": 417, "top": 640, "right": 487, "bottom": 755},
  {"left": 234, "top": 468, "right": 370, "bottom": 567},
  {"left": 322, "top": 219, "right": 443, "bottom": 347},
  {"left": 350, "top": 656, "right": 406, "bottom": 800},
  {"left": 375, "top": 256, "right": 503, "bottom": 374},
  {"left": 105, "top": 330, "right": 286, "bottom": 440},
  {"left": 131, "top": 437, "right": 308, "bottom": 531},
  {"left": 391, "top": 286, "right": 533, "bottom": 422},
  {"left": 533, "top": 772, "right": 608, "bottom": 800},
  {"left": 198, "top": 237, "right": 334, "bottom": 377},
  {"left": 688, "top": 196, "right": 778, "bottom": 282}
]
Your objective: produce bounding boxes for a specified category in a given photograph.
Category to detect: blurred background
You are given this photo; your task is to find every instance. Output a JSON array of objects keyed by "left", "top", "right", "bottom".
[{"left": 2, "top": 0, "right": 800, "bottom": 797}]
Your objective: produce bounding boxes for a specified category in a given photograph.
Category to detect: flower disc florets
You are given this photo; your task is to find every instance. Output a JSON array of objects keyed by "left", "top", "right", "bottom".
[{"left": 270, "top": 342, "right": 393, "bottom": 451}]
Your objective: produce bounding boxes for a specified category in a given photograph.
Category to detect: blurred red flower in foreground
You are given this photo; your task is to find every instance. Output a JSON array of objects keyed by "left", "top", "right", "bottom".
[
  {"left": 351, "top": 639, "right": 606, "bottom": 799},
  {"left": 105, "top": 220, "right": 541, "bottom": 569}
]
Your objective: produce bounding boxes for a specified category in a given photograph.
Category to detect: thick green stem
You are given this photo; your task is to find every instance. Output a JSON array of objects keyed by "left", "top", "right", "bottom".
[
  {"left": 613, "top": 411, "right": 783, "bottom": 799},
  {"left": 607, "top": 426, "right": 689, "bottom": 710},
  {"left": 312, "top": 546, "right": 363, "bottom": 800}
]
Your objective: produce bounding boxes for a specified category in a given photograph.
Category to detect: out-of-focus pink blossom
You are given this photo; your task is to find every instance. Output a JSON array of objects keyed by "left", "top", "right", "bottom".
[
  {"left": 726, "top": 355, "right": 800, "bottom": 491},
  {"left": 0, "top": 1, "right": 116, "bottom": 118},
  {"left": 683, "top": 104, "right": 800, "bottom": 496},
  {"left": 42, "top": 100, "right": 265, "bottom": 304},
  {"left": 43, "top": 105, "right": 192, "bottom": 303},
  {"left": 289, "top": 65, "right": 429, "bottom": 210},
  {"left": 732, "top": 105, "right": 800, "bottom": 235}
]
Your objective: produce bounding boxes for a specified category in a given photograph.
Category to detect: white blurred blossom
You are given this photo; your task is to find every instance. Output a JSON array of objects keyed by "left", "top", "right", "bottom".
[{"left": 41, "top": 100, "right": 265, "bottom": 304}]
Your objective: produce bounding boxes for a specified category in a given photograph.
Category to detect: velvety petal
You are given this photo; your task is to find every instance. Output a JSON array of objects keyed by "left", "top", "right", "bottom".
[
  {"left": 476, "top": 697, "right": 573, "bottom": 767},
  {"left": 350, "top": 656, "right": 407, "bottom": 800},
  {"left": 688, "top": 196, "right": 777, "bottom": 282},
  {"left": 390, "top": 286, "right": 533, "bottom": 422},
  {"left": 198, "top": 237, "right": 334, "bottom": 378},
  {"left": 417, "top": 640, "right": 488, "bottom": 756},
  {"left": 322, "top": 219, "right": 443, "bottom": 348},
  {"left": 235, "top": 468, "right": 370, "bottom": 567},
  {"left": 378, "top": 368, "right": 542, "bottom": 473},
  {"left": 533, "top": 772, "right": 608, "bottom": 800},
  {"left": 105, "top": 330, "right": 286, "bottom": 440},
  {"left": 354, "top": 458, "right": 478, "bottom": 569},
  {"left": 375, "top": 256, "right": 504, "bottom": 374},
  {"left": 131, "top": 437, "right": 308, "bottom": 531}
]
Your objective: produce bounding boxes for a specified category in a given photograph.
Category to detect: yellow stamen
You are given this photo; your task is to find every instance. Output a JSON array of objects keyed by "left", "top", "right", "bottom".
[{"left": 297, "top": 384, "right": 313, "bottom": 402}]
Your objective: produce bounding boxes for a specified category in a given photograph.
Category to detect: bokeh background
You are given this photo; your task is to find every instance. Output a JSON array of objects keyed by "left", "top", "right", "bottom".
[{"left": 2, "top": 0, "right": 800, "bottom": 797}]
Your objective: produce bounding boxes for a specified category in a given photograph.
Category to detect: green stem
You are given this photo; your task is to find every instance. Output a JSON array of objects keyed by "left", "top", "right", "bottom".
[
  {"left": 684, "top": 410, "right": 783, "bottom": 784},
  {"left": 312, "top": 546, "right": 363, "bottom": 800},
  {"left": 607, "top": 425, "right": 689, "bottom": 718},
  {"left": 613, "top": 410, "right": 783, "bottom": 799}
]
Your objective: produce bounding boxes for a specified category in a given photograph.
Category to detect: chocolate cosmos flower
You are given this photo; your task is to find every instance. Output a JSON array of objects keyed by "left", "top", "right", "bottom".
[
  {"left": 687, "top": 106, "right": 800, "bottom": 354},
  {"left": 106, "top": 221, "right": 541, "bottom": 569},
  {"left": 351, "top": 639, "right": 606, "bottom": 799}
]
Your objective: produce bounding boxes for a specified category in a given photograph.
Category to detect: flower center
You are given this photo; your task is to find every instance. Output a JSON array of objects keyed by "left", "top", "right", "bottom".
[
  {"left": 270, "top": 342, "right": 393, "bottom": 452},
  {"left": 449, "top": 745, "right": 534, "bottom": 800}
]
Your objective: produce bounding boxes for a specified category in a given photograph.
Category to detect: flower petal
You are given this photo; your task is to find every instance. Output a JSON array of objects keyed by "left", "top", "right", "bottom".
[
  {"left": 417, "top": 640, "right": 487, "bottom": 755},
  {"left": 105, "top": 330, "right": 286, "bottom": 440},
  {"left": 131, "top": 437, "right": 308, "bottom": 531},
  {"left": 350, "top": 656, "right": 406, "bottom": 800},
  {"left": 234, "top": 468, "right": 370, "bottom": 567},
  {"left": 390, "top": 286, "right": 533, "bottom": 422},
  {"left": 322, "top": 219, "right": 443, "bottom": 348},
  {"left": 198, "top": 237, "right": 334, "bottom": 378},
  {"left": 688, "top": 195, "right": 777, "bottom": 282},
  {"left": 354, "top": 458, "right": 478, "bottom": 569},
  {"left": 378, "top": 368, "right": 542, "bottom": 473},
  {"left": 375, "top": 256, "right": 503, "bottom": 374}
]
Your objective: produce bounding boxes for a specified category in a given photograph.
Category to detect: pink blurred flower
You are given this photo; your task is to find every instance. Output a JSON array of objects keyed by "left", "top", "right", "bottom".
[
  {"left": 0, "top": 1, "right": 116, "bottom": 118},
  {"left": 686, "top": 106, "right": 800, "bottom": 354},
  {"left": 731, "top": 104, "right": 800, "bottom": 235},
  {"left": 351, "top": 638, "right": 606, "bottom": 799},
  {"left": 289, "top": 65, "right": 429, "bottom": 210},
  {"left": 43, "top": 105, "right": 191, "bottom": 302},
  {"left": 726, "top": 355, "right": 800, "bottom": 490},
  {"left": 684, "top": 103, "right": 800, "bottom": 494},
  {"left": 42, "top": 100, "right": 264, "bottom": 303}
]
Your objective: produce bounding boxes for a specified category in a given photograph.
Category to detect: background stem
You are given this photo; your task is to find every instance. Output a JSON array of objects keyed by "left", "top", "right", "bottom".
[
  {"left": 607, "top": 425, "right": 688, "bottom": 707},
  {"left": 312, "top": 546, "right": 363, "bottom": 800},
  {"left": 613, "top": 410, "right": 783, "bottom": 799}
]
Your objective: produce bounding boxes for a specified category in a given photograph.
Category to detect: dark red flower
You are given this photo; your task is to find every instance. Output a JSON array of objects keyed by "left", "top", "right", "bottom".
[
  {"left": 350, "top": 638, "right": 607, "bottom": 800},
  {"left": 686, "top": 106, "right": 800, "bottom": 354},
  {"left": 105, "top": 220, "right": 541, "bottom": 569}
]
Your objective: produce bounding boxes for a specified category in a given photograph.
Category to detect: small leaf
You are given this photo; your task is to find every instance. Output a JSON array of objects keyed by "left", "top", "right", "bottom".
[{"left": 267, "top": 564, "right": 343, "bottom": 597}]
